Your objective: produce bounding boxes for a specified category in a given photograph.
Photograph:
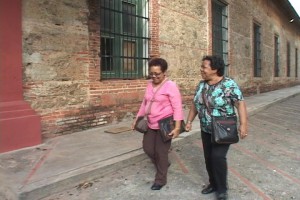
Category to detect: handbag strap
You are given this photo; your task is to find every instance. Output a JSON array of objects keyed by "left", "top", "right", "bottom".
[
  {"left": 201, "top": 84, "right": 212, "bottom": 115},
  {"left": 202, "top": 79, "right": 223, "bottom": 115},
  {"left": 145, "top": 79, "right": 168, "bottom": 116},
  {"left": 202, "top": 78, "right": 236, "bottom": 117}
]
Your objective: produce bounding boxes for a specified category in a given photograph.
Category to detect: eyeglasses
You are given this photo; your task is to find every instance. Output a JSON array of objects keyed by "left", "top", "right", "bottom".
[{"left": 149, "top": 72, "right": 163, "bottom": 77}]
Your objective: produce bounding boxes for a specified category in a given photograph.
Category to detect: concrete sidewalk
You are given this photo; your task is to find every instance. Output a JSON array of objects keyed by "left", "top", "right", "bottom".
[{"left": 0, "top": 85, "right": 300, "bottom": 200}]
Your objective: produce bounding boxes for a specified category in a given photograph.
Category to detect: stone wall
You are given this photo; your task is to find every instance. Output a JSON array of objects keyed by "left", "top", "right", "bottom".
[
  {"left": 158, "top": 0, "right": 300, "bottom": 95},
  {"left": 226, "top": 0, "right": 300, "bottom": 93},
  {"left": 22, "top": 0, "right": 152, "bottom": 137},
  {"left": 22, "top": 0, "right": 93, "bottom": 136},
  {"left": 22, "top": 0, "right": 300, "bottom": 137},
  {"left": 158, "top": 0, "right": 209, "bottom": 96}
]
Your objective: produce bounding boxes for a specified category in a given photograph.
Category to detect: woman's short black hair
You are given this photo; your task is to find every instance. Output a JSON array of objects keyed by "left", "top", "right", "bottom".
[
  {"left": 148, "top": 57, "right": 168, "bottom": 72},
  {"left": 202, "top": 55, "right": 225, "bottom": 76}
]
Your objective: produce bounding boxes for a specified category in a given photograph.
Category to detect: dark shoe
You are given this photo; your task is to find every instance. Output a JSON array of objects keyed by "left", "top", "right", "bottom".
[
  {"left": 217, "top": 192, "right": 228, "bottom": 200},
  {"left": 201, "top": 184, "right": 216, "bottom": 194},
  {"left": 151, "top": 183, "right": 164, "bottom": 190}
]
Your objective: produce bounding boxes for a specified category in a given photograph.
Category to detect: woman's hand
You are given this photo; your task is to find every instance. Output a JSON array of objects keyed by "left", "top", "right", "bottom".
[
  {"left": 169, "top": 128, "right": 180, "bottom": 139},
  {"left": 131, "top": 119, "right": 137, "bottom": 130},
  {"left": 185, "top": 123, "right": 192, "bottom": 132},
  {"left": 235, "top": 101, "right": 248, "bottom": 139},
  {"left": 239, "top": 123, "right": 248, "bottom": 139},
  {"left": 185, "top": 103, "right": 198, "bottom": 132}
]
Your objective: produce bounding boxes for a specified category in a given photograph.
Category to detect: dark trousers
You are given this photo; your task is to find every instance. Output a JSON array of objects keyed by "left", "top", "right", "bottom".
[
  {"left": 143, "top": 128, "right": 171, "bottom": 185},
  {"left": 201, "top": 131, "right": 230, "bottom": 193}
]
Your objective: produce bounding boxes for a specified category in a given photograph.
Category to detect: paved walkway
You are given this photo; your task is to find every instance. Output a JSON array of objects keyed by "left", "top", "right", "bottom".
[
  {"left": 0, "top": 85, "right": 299, "bottom": 200},
  {"left": 43, "top": 94, "right": 300, "bottom": 200}
]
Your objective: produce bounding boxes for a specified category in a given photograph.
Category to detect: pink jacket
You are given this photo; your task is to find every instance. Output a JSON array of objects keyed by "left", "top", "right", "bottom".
[{"left": 137, "top": 80, "right": 184, "bottom": 130}]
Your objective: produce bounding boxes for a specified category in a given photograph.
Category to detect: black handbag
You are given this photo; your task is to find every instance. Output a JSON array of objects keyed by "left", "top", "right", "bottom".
[
  {"left": 158, "top": 116, "right": 186, "bottom": 143},
  {"left": 211, "top": 116, "right": 239, "bottom": 144},
  {"left": 202, "top": 84, "right": 239, "bottom": 144},
  {"left": 134, "top": 116, "right": 148, "bottom": 133}
]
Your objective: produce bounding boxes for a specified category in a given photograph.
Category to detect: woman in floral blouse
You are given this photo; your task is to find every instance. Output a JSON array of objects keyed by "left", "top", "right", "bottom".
[{"left": 185, "top": 55, "right": 248, "bottom": 200}]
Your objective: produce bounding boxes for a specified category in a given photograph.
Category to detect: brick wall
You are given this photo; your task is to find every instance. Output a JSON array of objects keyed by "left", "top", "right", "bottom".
[
  {"left": 23, "top": 0, "right": 162, "bottom": 137},
  {"left": 22, "top": 0, "right": 299, "bottom": 137},
  {"left": 22, "top": 0, "right": 92, "bottom": 137}
]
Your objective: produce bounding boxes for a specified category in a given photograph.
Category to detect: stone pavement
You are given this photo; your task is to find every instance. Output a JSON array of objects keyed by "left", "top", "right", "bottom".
[
  {"left": 0, "top": 85, "right": 299, "bottom": 200},
  {"left": 43, "top": 94, "right": 300, "bottom": 200}
]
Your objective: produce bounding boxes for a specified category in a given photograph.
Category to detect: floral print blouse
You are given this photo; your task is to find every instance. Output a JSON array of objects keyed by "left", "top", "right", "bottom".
[{"left": 194, "top": 77, "right": 244, "bottom": 134}]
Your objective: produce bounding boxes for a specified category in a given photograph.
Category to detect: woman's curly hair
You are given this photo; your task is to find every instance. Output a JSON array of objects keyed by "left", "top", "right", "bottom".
[
  {"left": 202, "top": 55, "right": 225, "bottom": 76},
  {"left": 148, "top": 58, "right": 168, "bottom": 72}
]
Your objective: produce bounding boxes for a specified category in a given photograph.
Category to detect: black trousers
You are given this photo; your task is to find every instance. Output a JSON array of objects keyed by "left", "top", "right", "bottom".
[{"left": 201, "top": 131, "right": 230, "bottom": 193}]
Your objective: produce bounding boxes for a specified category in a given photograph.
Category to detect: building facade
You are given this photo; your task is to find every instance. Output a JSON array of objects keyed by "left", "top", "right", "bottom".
[{"left": 0, "top": 0, "right": 299, "bottom": 152}]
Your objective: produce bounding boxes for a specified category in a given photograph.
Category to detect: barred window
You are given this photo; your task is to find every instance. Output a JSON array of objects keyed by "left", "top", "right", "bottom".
[
  {"left": 212, "top": 0, "right": 228, "bottom": 75},
  {"left": 253, "top": 23, "right": 261, "bottom": 77},
  {"left": 296, "top": 48, "right": 298, "bottom": 78},
  {"left": 100, "top": 0, "right": 149, "bottom": 79},
  {"left": 287, "top": 42, "right": 290, "bottom": 77},
  {"left": 274, "top": 35, "right": 280, "bottom": 77}
]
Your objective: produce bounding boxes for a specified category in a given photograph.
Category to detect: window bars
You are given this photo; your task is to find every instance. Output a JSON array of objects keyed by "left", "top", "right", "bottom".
[
  {"left": 287, "top": 42, "right": 291, "bottom": 77},
  {"left": 253, "top": 23, "right": 261, "bottom": 77},
  {"left": 100, "top": 0, "right": 150, "bottom": 79},
  {"left": 296, "top": 48, "right": 298, "bottom": 78},
  {"left": 212, "top": 0, "right": 229, "bottom": 75},
  {"left": 274, "top": 35, "right": 280, "bottom": 77}
]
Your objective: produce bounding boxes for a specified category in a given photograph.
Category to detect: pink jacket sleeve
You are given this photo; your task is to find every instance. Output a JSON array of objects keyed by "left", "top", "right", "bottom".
[
  {"left": 137, "top": 97, "right": 146, "bottom": 117},
  {"left": 137, "top": 82, "right": 150, "bottom": 117},
  {"left": 167, "top": 82, "right": 184, "bottom": 121}
]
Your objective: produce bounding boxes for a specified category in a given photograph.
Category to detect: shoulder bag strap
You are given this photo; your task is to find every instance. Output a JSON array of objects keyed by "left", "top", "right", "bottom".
[
  {"left": 201, "top": 82, "right": 212, "bottom": 115},
  {"left": 145, "top": 79, "right": 168, "bottom": 116}
]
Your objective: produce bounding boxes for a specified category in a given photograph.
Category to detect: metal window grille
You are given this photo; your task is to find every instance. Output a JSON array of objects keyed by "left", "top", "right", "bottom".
[
  {"left": 296, "top": 48, "right": 298, "bottom": 78},
  {"left": 100, "top": 0, "right": 149, "bottom": 79},
  {"left": 212, "top": 0, "right": 228, "bottom": 75},
  {"left": 253, "top": 23, "right": 261, "bottom": 77},
  {"left": 287, "top": 42, "right": 290, "bottom": 77},
  {"left": 274, "top": 35, "right": 280, "bottom": 77}
]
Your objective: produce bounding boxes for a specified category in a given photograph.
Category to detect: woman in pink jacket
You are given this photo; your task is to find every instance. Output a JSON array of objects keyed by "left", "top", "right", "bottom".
[{"left": 132, "top": 58, "right": 184, "bottom": 190}]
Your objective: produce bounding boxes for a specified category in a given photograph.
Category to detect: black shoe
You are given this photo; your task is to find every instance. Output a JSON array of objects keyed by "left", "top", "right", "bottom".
[
  {"left": 201, "top": 184, "right": 216, "bottom": 194},
  {"left": 151, "top": 183, "right": 164, "bottom": 190},
  {"left": 217, "top": 192, "right": 228, "bottom": 200}
]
